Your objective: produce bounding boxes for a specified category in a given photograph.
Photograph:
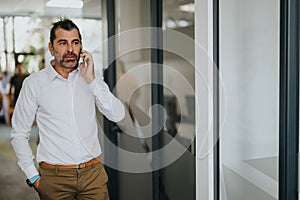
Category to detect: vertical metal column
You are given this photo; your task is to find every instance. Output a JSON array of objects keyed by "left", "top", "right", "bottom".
[
  {"left": 104, "top": 0, "right": 118, "bottom": 199},
  {"left": 151, "top": 0, "right": 163, "bottom": 200},
  {"left": 279, "top": 0, "right": 299, "bottom": 199},
  {"left": 213, "top": 0, "right": 220, "bottom": 199}
]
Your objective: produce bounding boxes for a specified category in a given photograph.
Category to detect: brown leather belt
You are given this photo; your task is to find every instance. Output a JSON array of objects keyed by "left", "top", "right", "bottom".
[{"left": 40, "top": 157, "right": 101, "bottom": 169}]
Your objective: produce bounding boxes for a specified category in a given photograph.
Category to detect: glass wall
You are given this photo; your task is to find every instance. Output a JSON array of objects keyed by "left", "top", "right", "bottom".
[
  {"left": 112, "top": 0, "right": 195, "bottom": 199},
  {"left": 114, "top": 0, "right": 153, "bottom": 199},
  {"left": 162, "top": 0, "right": 195, "bottom": 200},
  {"left": 219, "top": 0, "right": 280, "bottom": 200}
]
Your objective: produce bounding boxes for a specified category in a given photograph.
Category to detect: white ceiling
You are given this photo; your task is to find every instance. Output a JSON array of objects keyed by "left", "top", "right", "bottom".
[
  {"left": 0, "top": 0, "right": 194, "bottom": 27},
  {"left": 0, "top": 0, "right": 102, "bottom": 19}
]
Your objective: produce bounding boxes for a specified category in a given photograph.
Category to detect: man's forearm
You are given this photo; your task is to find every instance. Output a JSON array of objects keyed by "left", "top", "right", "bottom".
[
  {"left": 89, "top": 77, "right": 125, "bottom": 122},
  {"left": 11, "top": 134, "right": 39, "bottom": 179}
]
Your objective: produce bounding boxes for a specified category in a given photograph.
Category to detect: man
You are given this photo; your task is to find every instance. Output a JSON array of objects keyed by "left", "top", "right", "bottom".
[
  {"left": 9, "top": 61, "right": 28, "bottom": 106},
  {"left": 11, "top": 19, "right": 125, "bottom": 200},
  {"left": 8, "top": 62, "right": 28, "bottom": 124}
]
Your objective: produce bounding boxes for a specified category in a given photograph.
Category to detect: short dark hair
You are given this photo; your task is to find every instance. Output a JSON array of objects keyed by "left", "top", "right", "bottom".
[{"left": 49, "top": 18, "right": 82, "bottom": 45}]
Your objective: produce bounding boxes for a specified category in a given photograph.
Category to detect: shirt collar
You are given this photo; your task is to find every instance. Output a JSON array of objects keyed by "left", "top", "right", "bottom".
[{"left": 47, "top": 59, "right": 79, "bottom": 81}]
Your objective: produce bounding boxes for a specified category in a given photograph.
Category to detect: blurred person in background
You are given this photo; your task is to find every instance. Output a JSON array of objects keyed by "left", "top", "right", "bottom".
[
  {"left": 9, "top": 61, "right": 28, "bottom": 106},
  {"left": 0, "top": 70, "right": 10, "bottom": 124},
  {"left": 8, "top": 61, "right": 28, "bottom": 124}
]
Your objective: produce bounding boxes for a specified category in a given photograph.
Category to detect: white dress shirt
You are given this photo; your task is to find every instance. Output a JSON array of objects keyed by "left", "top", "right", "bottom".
[{"left": 11, "top": 64, "right": 125, "bottom": 179}]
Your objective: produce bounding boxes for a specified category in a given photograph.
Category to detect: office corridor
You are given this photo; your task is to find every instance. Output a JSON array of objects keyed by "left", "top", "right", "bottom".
[{"left": 0, "top": 122, "right": 39, "bottom": 200}]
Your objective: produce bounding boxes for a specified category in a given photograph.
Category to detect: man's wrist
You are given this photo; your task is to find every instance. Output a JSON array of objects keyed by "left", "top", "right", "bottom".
[
  {"left": 86, "top": 76, "right": 95, "bottom": 84},
  {"left": 26, "top": 174, "right": 40, "bottom": 187}
]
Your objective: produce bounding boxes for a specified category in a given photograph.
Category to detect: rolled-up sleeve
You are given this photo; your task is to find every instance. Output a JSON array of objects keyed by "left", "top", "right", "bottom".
[
  {"left": 89, "top": 77, "right": 125, "bottom": 122},
  {"left": 10, "top": 78, "right": 39, "bottom": 179}
]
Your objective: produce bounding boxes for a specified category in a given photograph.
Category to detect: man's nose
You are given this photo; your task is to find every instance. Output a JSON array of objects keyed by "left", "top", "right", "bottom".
[{"left": 67, "top": 43, "right": 73, "bottom": 52}]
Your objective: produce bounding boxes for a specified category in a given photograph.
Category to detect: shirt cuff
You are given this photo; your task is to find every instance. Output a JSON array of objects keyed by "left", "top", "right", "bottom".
[{"left": 29, "top": 174, "right": 40, "bottom": 183}]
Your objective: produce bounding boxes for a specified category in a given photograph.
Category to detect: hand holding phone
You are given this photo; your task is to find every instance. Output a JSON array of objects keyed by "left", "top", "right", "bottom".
[
  {"left": 79, "top": 52, "right": 87, "bottom": 67},
  {"left": 79, "top": 50, "right": 95, "bottom": 83},
  {"left": 79, "top": 56, "right": 85, "bottom": 66}
]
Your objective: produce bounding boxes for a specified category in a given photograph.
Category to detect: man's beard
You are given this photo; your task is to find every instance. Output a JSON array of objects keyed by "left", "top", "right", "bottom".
[{"left": 55, "top": 52, "right": 79, "bottom": 69}]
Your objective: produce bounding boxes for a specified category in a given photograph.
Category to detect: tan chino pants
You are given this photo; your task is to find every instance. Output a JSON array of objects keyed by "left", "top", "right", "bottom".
[{"left": 37, "top": 162, "right": 109, "bottom": 200}]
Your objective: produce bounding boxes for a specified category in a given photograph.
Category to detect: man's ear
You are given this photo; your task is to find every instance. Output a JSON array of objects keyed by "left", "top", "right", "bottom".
[{"left": 48, "top": 42, "right": 54, "bottom": 56}]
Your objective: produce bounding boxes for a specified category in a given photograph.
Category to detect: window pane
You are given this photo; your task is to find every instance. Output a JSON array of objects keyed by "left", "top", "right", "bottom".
[
  {"left": 14, "top": 17, "right": 44, "bottom": 53},
  {"left": 162, "top": 0, "right": 195, "bottom": 199},
  {"left": 114, "top": 0, "right": 152, "bottom": 199},
  {"left": 4, "top": 17, "right": 13, "bottom": 53},
  {"left": 219, "top": 1, "right": 279, "bottom": 199}
]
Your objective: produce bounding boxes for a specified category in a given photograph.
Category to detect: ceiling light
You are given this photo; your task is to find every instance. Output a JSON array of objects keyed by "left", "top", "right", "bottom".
[
  {"left": 177, "top": 20, "right": 190, "bottom": 27},
  {"left": 46, "top": 0, "right": 83, "bottom": 9},
  {"left": 166, "top": 19, "right": 176, "bottom": 29},
  {"left": 179, "top": 3, "right": 195, "bottom": 13}
]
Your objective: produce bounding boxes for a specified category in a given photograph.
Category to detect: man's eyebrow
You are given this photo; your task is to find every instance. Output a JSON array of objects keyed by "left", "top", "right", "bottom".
[
  {"left": 56, "top": 39, "right": 80, "bottom": 43},
  {"left": 57, "top": 39, "right": 67, "bottom": 43}
]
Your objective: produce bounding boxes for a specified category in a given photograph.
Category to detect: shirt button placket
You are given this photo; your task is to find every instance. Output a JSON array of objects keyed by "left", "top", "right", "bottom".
[{"left": 70, "top": 78, "right": 81, "bottom": 162}]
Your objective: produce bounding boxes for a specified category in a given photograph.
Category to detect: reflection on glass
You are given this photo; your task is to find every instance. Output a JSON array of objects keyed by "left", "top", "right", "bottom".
[
  {"left": 115, "top": 0, "right": 153, "bottom": 199},
  {"left": 162, "top": 0, "right": 195, "bottom": 200}
]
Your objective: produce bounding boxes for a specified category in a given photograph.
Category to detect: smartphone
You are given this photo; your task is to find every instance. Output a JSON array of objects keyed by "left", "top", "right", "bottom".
[
  {"left": 79, "top": 56, "right": 84, "bottom": 64},
  {"left": 79, "top": 49, "right": 86, "bottom": 66}
]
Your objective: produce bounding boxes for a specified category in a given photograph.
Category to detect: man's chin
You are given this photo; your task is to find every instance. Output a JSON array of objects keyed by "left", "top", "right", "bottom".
[{"left": 61, "top": 62, "right": 78, "bottom": 69}]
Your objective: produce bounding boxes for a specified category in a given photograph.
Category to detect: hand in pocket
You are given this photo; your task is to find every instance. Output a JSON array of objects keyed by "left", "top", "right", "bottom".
[{"left": 33, "top": 177, "right": 41, "bottom": 191}]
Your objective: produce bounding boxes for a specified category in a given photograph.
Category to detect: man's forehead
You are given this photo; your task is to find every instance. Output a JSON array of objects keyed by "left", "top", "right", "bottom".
[{"left": 54, "top": 28, "right": 80, "bottom": 40}]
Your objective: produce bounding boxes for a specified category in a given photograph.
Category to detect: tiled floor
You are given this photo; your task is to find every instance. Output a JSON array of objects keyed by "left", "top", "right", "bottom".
[{"left": 0, "top": 122, "right": 39, "bottom": 199}]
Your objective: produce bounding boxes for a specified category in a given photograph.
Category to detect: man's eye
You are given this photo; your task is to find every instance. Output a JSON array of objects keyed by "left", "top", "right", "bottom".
[
  {"left": 59, "top": 42, "right": 66, "bottom": 45},
  {"left": 73, "top": 41, "right": 80, "bottom": 45}
]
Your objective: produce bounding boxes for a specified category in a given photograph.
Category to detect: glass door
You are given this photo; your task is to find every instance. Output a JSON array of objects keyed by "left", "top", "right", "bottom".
[
  {"left": 103, "top": 0, "right": 196, "bottom": 199},
  {"left": 219, "top": 0, "right": 280, "bottom": 199},
  {"left": 161, "top": 0, "right": 195, "bottom": 200}
]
